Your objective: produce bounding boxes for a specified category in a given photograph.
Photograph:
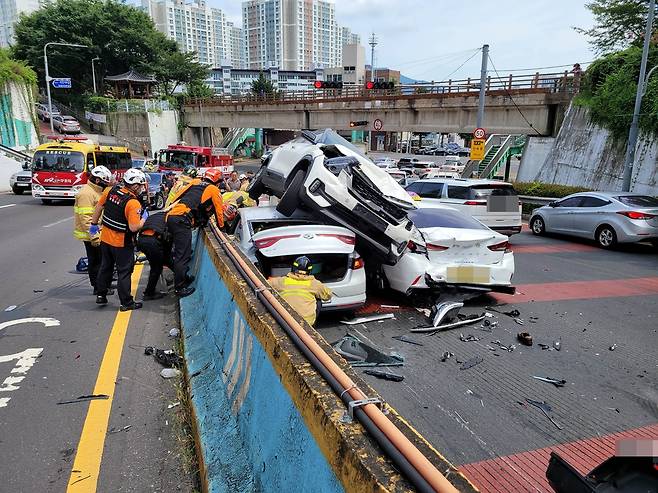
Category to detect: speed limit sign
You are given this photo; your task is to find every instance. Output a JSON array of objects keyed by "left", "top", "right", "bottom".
[{"left": 473, "top": 127, "right": 486, "bottom": 139}]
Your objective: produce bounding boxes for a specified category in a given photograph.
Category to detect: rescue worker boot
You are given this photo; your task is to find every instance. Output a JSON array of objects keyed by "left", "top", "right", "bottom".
[
  {"left": 96, "top": 295, "right": 108, "bottom": 305},
  {"left": 93, "top": 288, "right": 114, "bottom": 296},
  {"left": 175, "top": 286, "right": 195, "bottom": 298},
  {"left": 120, "top": 300, "right": 143, "bottom": 312}
]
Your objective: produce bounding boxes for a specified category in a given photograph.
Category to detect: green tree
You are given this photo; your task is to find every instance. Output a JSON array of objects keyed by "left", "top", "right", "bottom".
[
  {"left": 185, "top": 80, "right": 214, "bottom": 99},
  {"left": 250, "top": 72, "right": 275, "bottom": 96},
  {"left": 576, "top": 0, "right": 657, "bottom": 54},
  {"left": 12, "top": 0, "right": 206, "bottom": 97}
]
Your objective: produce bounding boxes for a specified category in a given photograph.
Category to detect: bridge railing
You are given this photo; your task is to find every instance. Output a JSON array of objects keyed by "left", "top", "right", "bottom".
[{"left": 185, "top": 71, "right": 580, "bottom": 107}]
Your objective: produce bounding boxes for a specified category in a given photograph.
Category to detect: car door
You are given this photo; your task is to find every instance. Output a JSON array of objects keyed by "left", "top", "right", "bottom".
[
  {"left": 545, "top": 196, "right": 584, "bottom": 233},
  {"left": 570, "top": 195, "right": 612, "bottom": 238}
]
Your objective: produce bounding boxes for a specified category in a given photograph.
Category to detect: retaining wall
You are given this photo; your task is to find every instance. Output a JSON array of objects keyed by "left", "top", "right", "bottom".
[{"left": 180, "top": 229, "right": 476, "bottom": 493}]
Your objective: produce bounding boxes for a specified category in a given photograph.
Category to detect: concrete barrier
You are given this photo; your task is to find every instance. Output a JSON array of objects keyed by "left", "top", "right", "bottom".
[{"left": 180, "top": 229, "right": 476, "bottom": 493}]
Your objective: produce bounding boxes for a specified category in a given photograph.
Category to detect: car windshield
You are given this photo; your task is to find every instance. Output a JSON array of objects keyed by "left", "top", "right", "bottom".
[
  {"left": 310, "top": 129, "right": 364, "bottom": 157},
  {"left": 161, "top": 150, "right": 196, "bottom": 167},
  {"left": 469, "top": 184, "right": 517, "bottom": 198},
  {"left": 409, "top": 208, "right": 488, "bottom": 230},
  {"left": 95, "top": 151, "right": 132, "bottom": 171},
  {"left": 32, "top": 150, "right": 84, "bottom": 172},
  {"left": 63, "top": 117, "right": 76, "bottom": 122},
  {"left": 616, "top": 195, "right": 658, "bottom": 208}
]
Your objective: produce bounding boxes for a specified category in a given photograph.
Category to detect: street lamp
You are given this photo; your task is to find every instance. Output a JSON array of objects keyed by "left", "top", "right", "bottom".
[
  {"left": 43, "top": 42, "right": 88, "bottom": 133},
  {"left": 91, "top": 57, "right": 100, "bottom": 94}
]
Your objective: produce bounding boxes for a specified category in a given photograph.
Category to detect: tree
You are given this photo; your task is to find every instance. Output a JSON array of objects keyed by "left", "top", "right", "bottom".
[
  {"left": 185, "top": 79, "right": 215, "bottom": 99},
  {"left": 11, "top": 0, "right": 206, "bottom": 97},
  {"left": 576, "top": 0, "right": 657, "bottom": 54},
  {"left": 250, "top": 72, "right": 275, "bottom": 96}
]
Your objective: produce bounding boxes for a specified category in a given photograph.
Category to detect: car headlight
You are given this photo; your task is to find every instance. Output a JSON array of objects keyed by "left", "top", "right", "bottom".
[
  {"left": 32, "top": 184, "right": 44, "bottom": 191},
  {"left": 71, "top": 185, "right": 84, "bottom": 194}
]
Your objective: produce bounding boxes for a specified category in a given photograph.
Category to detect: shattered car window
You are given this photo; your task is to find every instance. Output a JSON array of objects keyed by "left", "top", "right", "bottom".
[
  {"left": 312, "top": 129, "right": 365, "bottom": 158},
  {"left": 408, "top": 208, "right": 488, "bottom": 230}
]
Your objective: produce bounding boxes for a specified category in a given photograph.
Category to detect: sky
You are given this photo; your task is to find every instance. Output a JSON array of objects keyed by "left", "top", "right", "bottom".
[{"left": 137, "top": 0, "right": 597, "bottom": 81}]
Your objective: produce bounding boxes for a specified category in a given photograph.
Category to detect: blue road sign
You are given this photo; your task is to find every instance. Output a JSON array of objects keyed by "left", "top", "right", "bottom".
[{"left": 52, "top": 78, "right": 72, "bottom": 89}]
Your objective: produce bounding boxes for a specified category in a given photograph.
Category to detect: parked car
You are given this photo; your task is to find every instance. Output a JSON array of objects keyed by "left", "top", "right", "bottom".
[
  {"left": 419, "top": 145, "right": 438, "bottom": 155},
  {"left": 35, "top": 103, "right": 60, "bottom": 122},
  {"left": 373, "top": 157, "right": 398, "bottom": 169},
  {"left": 146, "top": 172, "right": 167, "bottom": 210},
  {"left": 405, "top": 178, "right": 522, "bottom": 235},
  {"left": 529, "top": 192, "right": 658, "bottom": 248},
  {"left": 9, "top": 165, "right": 31, "bottom": 195},
  {"left": 233, "top": 206, "right": 367, "bottom": 311},
  {"left": 386, "top": 169, "right": 417, "bottom": 187},
  {"left": 248, "top": 128, "right": 417, "bottom": 263},
  {"left": 444, "top": 142, "right": 469, "bottom": 157},
  {"left": 52, "top": 115, "right": 81, "bottom": 134},
  {"left": 382, "top": 203, "right": 514, "bottom": 294},
  {"left": 420, "top": 170, "right": 461, "bottom": 180}
]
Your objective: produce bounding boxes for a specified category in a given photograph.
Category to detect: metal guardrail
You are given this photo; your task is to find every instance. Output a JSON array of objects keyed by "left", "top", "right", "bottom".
[
  {"left": 518, "top": 195, "right": 559, "bottom": 206},
  {"left": 0, "top": 143, "right": 31, "bottom": 165}
]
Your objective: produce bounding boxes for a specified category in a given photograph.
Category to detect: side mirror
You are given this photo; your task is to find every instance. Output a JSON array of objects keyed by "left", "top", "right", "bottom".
[{"left": 549, "top": 201, "right": 557, "bottom": 208}]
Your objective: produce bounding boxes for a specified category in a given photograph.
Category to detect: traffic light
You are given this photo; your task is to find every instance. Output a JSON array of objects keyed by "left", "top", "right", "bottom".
[
  {"left": 365, "top": 81, "right": 395, "bottom": 90},
  {"left": 349, "top": 121, "right": 368, "bottom": 127},
  {"left": 314, "top": 80, "right": 343, "bottom": 89}
]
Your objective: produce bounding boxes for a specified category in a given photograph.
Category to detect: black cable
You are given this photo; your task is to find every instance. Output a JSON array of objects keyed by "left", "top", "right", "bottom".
[
  {"left": 207, "top": 223, "right": 436, "bottom": 493},
  {"left": 438, "top": 48, "right": 482, "bottom": 82}
]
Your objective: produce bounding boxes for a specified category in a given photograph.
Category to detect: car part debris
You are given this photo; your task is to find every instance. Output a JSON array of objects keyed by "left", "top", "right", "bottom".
[
  {"left": 145, "top": 346, "right": 183, "bottom": 368},
  {"left": 517, "top": 332, "right": 533, "bottom": 346},
  {"left": 411, "top": 313, "right": 486, "bottom": 333},
  {"left": 538, "top": 343, "right": 551, "bottom": 350},
  {"left": 529, "top": 316, "right": 539, "bottom": 323},
  {"left": 532, "top": 376, "right": 567, "bottom": 387},
  {"left": 609, "top": 344, "right": 617, "bottom": 351},
  {"left": 431, "top": 301, "right": 464, "bottom": 327},
  {"left": 553, "top": 338, "right": 562, "bottom": 351},
  {"left": 168, "top": 328, "right": 180, "bottom": 338},
  {"left": 33, "top": 289, "right": 43, "bottom": 293},
  {"left": 341, "top": 313, "right": 395, "bottom": 325},
  {"left": 440, "top": 351, "right": 454, "bottom": 362},
  {"left": 491, "top": 340, "right": 515, "bottom": 352},
  {"left": 514, "top": 318, "right": 525, "bottom": 325},
  {"left": 108, "top": 425, "right": 132, "bottom": 434},
  {"left": 364, "top": 369, "right": 405, "bottom": 382},
  {"left": 160, "top": 368, "right": 181, "bottom": 379},
  {"left": 459, "top": 333, "right": 480, "bottom": 342},
  {"left": 4, "top": 305, "right": 16, "bottom": 312},
  {"left": 460, "top": 355, "right": 483, "bottom": 370},
  {"left": 391, "top": 335, "right": 424, "bottom": 346},
  {"left": 487, "top": 307, "right": 520, "bottom": 318},
  {"left": 167, "top": 402, "right": 181, "bottom": 409},
  {"left": 332, "top": 333, "right": 403, "bottom": 367},
  {"left": 57, "top": 394, "right": 109, "bottom": 405},
  {"left": 380, "top": 305, "right": 400, "bottom": 309},
  {"left": 525, "top": 398, "right": 563, "bottom": 430}
]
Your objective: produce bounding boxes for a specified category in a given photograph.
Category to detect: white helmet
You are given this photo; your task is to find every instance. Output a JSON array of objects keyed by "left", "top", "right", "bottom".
[
  {"left": 123, "top": 168, "right": 147, "bottom": 185},
  {"left": 90, "top": 165, "right": 112, "bottom": 184}
]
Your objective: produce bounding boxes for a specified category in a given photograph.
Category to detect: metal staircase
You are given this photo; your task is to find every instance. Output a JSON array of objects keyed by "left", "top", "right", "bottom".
[
  {"left": 461, "top": 135, "right": 526, "bottom": 179},
  {"left": 0, "top": 143, "right": 31, "bottom": 166}
]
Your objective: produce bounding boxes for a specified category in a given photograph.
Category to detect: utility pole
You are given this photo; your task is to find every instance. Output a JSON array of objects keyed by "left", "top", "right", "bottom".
[
  {"left": 91, "top": 57, "right": 100, "bottom": 94},
  {"left": 622, "top": 0, "right": 655, "bottom": 192},
  {"left": 476, "top": 44, "right": 489, "bottom": 130},
  {"left": 368, "top": 32, "right": 378, "bottom": 152}
]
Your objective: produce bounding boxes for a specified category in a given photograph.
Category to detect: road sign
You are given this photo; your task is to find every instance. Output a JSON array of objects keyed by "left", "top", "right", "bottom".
[
  {"left": 470, "top": 139, "right": 486, "bottom": 160},
  {"left": 373, "top": 118, "right": 383, "bottom": 131},
  {"left": 52, "top": 78, "right": 71, "bottom": 89},
  {"left": 473, "top": 127, "right": 486, "bottom": 139}
]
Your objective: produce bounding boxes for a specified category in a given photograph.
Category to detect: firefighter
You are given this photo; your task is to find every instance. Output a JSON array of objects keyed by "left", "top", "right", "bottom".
[
  {"left": 90, "top": 168, "right": 149, "bottom": 311},
  {"left": 268, "top": 256, "right": 332, "bottom": 326},
  {"left": 166, "top": 168, "right": 235, "bottom": 298},
  {"left": 165, "top": 166, "right": 199, "bottom": 208},
  {"left": 73, "top": 165, "right": 113, "bottom": 294},
  {"left": 137, "top": 211, "right": 172, "bottom": 300}
]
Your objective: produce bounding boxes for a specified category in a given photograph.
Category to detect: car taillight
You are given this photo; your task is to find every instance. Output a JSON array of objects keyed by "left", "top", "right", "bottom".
[
  {"left": 318, "top": 233, "right": 355, "bottom": 245},
  {"left": 488, "top": 240, "right": 509, "bottom": 252},
  {"left": 464, "top": 200, "right": 486, "bottom": 206},
  {"left": 407, "top": 240, "right": 427, "bottom": 254},
  {"left": 617, "top": 211, "right": 655, "bottom": 220},
  {"left": 351, "top": 256, "right": 364, "bottom": 270},
  {"left": 254, "top": 234, "right": 299, "bottom": 249},
  {"left": 427, "top": 244, "right": 450, "bottom": 251}
]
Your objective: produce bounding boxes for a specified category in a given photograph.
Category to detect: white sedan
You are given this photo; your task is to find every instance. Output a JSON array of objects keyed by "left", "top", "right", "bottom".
[{"left": 383, "top": 204, "right": 515, "bottom": 294}]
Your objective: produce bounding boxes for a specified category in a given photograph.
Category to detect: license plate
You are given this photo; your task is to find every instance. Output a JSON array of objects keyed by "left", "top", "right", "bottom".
[
  {"left": 487, "top": 196, "right": 518, "bottom": 212},
  {"left": 15, "top": 183, "right": 28, "bottom": 187},
  {"left": 446, "top": 266, "right": 491, "bottom": 283}
]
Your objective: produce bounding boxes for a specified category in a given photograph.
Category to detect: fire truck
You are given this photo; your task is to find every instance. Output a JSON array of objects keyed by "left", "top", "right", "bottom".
[
  {"left": 156, "top": 144, "right": 233, "bottom": 175},
  {"left": 31, "top": 137, "right": 132, "bottom": 204}
]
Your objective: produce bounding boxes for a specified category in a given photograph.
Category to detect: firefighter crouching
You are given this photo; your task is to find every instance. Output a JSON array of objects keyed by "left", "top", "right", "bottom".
[
  {"left": 137, "top": 211, "right": 172, "bottom": 300},
  {"left": 165, "top": 166, "right": 198, "bottom": 208},
  {"left": 268, "top": 256, "right": 332, "bottom": 326}
]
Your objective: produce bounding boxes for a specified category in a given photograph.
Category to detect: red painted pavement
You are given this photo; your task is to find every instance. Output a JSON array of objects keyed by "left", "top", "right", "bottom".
[
  {"left": 510, "top": 243, "right": 597, "bottom": 254},
  {"left": 492, "top": 277, "right": 658, "bottom": 304},
  {"left": 459, "top": 423, "right": 658, "bottom": 493}
]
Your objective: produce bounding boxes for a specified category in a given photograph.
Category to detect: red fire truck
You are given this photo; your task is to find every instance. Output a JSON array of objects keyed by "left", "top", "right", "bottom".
[{"left": 156, "top": 144, "right": 233, "bottom": 175}]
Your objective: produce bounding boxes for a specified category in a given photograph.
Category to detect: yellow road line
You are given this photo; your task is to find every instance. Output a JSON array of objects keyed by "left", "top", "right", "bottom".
[{"left": 67, "top": 265, "right": 144, "bottom": 492}]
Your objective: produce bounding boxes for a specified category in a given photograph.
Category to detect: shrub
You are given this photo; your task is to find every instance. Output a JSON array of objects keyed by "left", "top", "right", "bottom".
[{"left": 514, "top": 181, "right": 592, "bottom": 198}]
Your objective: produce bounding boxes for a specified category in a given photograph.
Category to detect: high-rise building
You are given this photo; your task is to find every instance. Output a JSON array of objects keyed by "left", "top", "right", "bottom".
[
  {"left": 242, "top": 0, "right": 359, "bottom": 71},
  {"left": 142, "top": 0, "right": 244, "bottom": 68},
  {"left": 0, "top": 0, "right": 47, "bottom": 48}
]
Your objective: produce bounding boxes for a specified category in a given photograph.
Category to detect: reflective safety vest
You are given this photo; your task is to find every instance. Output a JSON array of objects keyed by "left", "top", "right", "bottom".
[
  {"left": 101, "top": 185, "right": 133, "bottom": 233},
  {"left": 73, "top": 182, "right": 104, "bottom": 242},
  {"left": 178, "top": 182, "right": 214, "bottom": 227},
  {"left": 139, "top": 212, "right": 169, "bottom": 243},
  {"left": 222, "top": 190, "right": 256, "bottom": 208},
  {"left": 268, "top": 273, "right": 332, "bottom": 326}
]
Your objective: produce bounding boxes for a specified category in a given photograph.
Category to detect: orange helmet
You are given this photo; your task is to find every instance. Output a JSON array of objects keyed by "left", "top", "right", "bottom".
[{"left": 204, "top": 168, "right": 223, "bottom": 184}]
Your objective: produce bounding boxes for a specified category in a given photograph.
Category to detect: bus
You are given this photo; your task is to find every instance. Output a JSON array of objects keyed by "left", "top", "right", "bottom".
[{"left": 31, "top": 138, "right": 132, "bottom": 204}]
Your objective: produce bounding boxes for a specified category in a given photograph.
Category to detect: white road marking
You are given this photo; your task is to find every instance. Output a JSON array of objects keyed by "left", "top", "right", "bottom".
[
  {"left": 42, "top": 216, "right": 72, "bottom": 228},
  {"left": 0, "top": 204, "right": 16, "bottom": 209},
  {"left": 0, "top": 348, "right": 44, "bottom": 409},
  {"left": 0, "top": 317, "right": 60, "bottom": 333}
]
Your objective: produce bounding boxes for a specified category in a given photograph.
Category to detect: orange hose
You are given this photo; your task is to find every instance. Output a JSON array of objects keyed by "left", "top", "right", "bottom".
[{"left": 209, "top": 223, "right": 458, "bottom": 493}]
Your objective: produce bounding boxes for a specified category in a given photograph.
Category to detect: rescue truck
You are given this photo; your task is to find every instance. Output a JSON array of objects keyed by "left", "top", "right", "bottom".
[
  {"left": 31, "top": 137, "right": 132, "bottom": 204},
  {"left": 156, "top": 144, "right": 233, "bottom": 176}
]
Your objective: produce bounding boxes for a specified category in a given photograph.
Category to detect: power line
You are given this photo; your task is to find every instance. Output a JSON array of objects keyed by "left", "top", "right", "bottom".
[
  {"left": 439, "top": 48, "right": 482, "bottom": 81},
  {"left": 496, "top": 61, "right": 595, "bottom": 72},
  {"left": 394, "top": 47, "right": 482, "bottom": 68},
  {"left": 414, "top": 49, "right": 481, "bottom": 80}
]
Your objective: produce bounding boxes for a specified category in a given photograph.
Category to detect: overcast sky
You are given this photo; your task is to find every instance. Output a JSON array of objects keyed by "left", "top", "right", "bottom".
[{"left": 142, "top": 0, "right": 597, "bottom": 80}]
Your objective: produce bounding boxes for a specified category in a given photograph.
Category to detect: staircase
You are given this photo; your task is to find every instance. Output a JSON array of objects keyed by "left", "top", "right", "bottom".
[
  {"left": 0, "top": 143, "right": 31, "bottom": 165},
  {"left": 218, "top": 128, "right": 254, "bottom": 155},
  {"left": 477, "top": 145, "right": 500, "bottom": 175},
  {"left": 461, "top": 135, "right": 527, "bottom": 179}
]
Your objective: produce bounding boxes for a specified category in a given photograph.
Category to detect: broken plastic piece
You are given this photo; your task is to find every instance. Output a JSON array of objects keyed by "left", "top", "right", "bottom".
[
  {"left": 514, "top": 318, "right": 525, "bottom": 325},
  {"left": 167, "top": 402, "right": 181, "bottom": 409},
  {"left": 488, "top": 307, "right": 520, "bottom": 318},
  {"left": 538, "top": 343, "right": 551, "bottom": 350},
  {"left": 431, "top": 301, "right": 464, "bottom": 327},
  {"left": 169, "top": 328, "right": 180, "bottom": 338},
  {"left": 517, "top": 332, "right": 533, "bottom": 346},
  {"left": 332, "top": 333, "right": 403, "bottom": 367},
  {"left": 108, "top": 425, "right": 132, "bottom": 434},
  {"left": 391, "top": 335, "right": 423, "bottom": 346},
  {"left": 160, "top": 368, "right": 181, "bottom": 379},
  {"left": 4, "top": 305, "right": 16, "bottom": 312},
  {"left": 459, "top": 333, "right": 480, "bottom": 342},
  {"left": 57, "top": 394, "right": 109, "bottom": 405},
  {"left": 532, "top": 375, "right": 567, "bottom": 387},
  {"left": 440, "top": 351, "right": 454, "bottom": 362},
  {"left": 364, "top": 369, "right": 404, "bottom": 382},
  {"left": 491, "top": 340, "right": 515, "bottom": 352},
  {"left": 410, "top": 313, "right": 486, "bottom": 333},
  {"left": 553, "top": 338, "right": 562, "bottom": 351},
  {"left": 145, "top": 346, "right": 183, "bottom": 368},
  {"left": 525, "top": 398, "right": 563, "bottom": 430},
  {"left": 460, "top": 355, "right": 483, "bottom": 370},
  {"left": 341, "top": 313, "right": 394, "bottom": 325},
  {"left": 609, "top": 344, "right": 617, "bottom": 351}
]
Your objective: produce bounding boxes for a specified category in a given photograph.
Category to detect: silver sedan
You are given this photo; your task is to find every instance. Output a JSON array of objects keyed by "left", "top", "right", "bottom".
[{"left": 529, "top": 192, "right": 658, "bottom": 248}]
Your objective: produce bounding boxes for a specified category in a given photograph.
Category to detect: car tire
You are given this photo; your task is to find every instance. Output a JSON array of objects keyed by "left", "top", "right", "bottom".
[
  {"left": 530, "top": 216, "right": 545, "bottom": 235},
  {"left": 11, "top": 186, "right": 23, "bottom": 195},
  {"left": 155, "top": 193, "right": 165, "bottom": 210},
  {"left": 596, "top": 225, "right": 617, "bottom": 249},
  {"left": 41, "top": 199, "right": 53, "bottom": 205},
  {"left": 276, "top": 169, "right": 305, "bottom": 217},
  {"left": 248, "top": 166, "right": 266, "bottom": 200}
]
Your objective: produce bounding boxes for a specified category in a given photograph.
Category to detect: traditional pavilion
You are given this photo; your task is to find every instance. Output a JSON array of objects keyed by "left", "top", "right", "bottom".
[{"left": 104, "top": 69, "right": 157, "bottom": 99}]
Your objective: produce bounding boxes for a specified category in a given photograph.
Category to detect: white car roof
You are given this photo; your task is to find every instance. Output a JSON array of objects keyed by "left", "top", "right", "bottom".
[{"left": 417, "top": 178, "right": 513, "bottom": 187}]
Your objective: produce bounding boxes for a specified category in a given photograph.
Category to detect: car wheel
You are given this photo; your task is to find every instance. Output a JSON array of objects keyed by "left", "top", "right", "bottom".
[
  {"left": 11, "top": 185, "right": 23, "bottom": 195},
  {"left": 596, "top": 225, "right": 617, "bottom": 249},
  {"left": 276, "top": 169, "right": 305, "bottom": 217},
  {"left": 155, "top": 193, "right": 165, "bottom": 210},
  {"left": 41, "top": 199, "right": 53, "bottom": 205},
  {"left": 248, "top": 166, "right": 266, "bottom": 200},
  {"left": 530, "top": 216, "right": 545, "bottom": 235}
]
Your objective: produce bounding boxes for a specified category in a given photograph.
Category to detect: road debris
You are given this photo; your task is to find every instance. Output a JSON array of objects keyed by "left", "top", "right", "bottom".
[
  {"left": 380, "top": 304, "right": 400, "bottom": 309},
  {"left": 491, "top": 340, "right": 515, "bottom": 352},
  {"left": 411, "top": 313, "right": 486, "bottom": 334},
  {"left": 440, "top": 351, "right": 454, "bottom": 362},
  {"left": 525, "top": 398, "right": 563, "bottom": 430},
  {"left": 532, "top": 376, "right": 567, "bottom": 387},
  {"left": 332, "top": 333, "right": 403, "bottom": 367},
  {"left": 488, "top": 307, "right": 520, "bottom": 318},
  {"left": 107, "top": 425, "right": 132, "bottom": 434},
  {"left": 529, "top": 316, "right": 539, "bottom": 323},
  {"left": 167, "top": 402, "right": 181, "bottom": 409},
  {"left": 514, "top": 318, "right": 525, "bottom": 325},
  {"left": 538, "top": 343, "right": 551, "bottom": 350},
  {"left": 466, "top": 389, "right": 485, "bottom": 407},
  {"left": 57, "top": 394, "right": 109, "bottom": 405},
  {"left": 145, "top": 346, "right": 183, "bottom": 368},
  {"left": 431, "top": 301, "right": 464, "bottom": 327},
  {"left": 160, "top": 368, "right": 181, "bottom": 379},
  {"left": 459, "top": 333, "right": 480, "bottom": 342},
  {"left": 33, "top": 289, "right": 44, "bottom": 293},
  {"left": 460, "top": 355, "right": 483, "bottom": 370},
  {"left": 391, "top": 335, "right": 424, "bottom": 346},
  {"left": 517, "top": 332, "right": 533, "bottom": 346},
  {"left": 609, "top": 344, "right": 617, "bottom": 351},
  {"left": 168, "top": 328, "right": 180, "bottom": 338},
  {"left": 364, "top": 369, "right": 405, "bottom": 382},
  {"left": 4, "top": 305, "right": 16, "bottom": 312},
  {"left": 553, "top": 338, "right": 562, "bottom": 351},
  {"left": 341, "top": 313, "right": 394, "bottom": 325}
]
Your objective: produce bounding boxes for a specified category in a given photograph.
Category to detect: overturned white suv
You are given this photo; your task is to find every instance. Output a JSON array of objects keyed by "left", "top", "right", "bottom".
[{"left": 248, "top": 129, "right": 417, "bottom": 264}]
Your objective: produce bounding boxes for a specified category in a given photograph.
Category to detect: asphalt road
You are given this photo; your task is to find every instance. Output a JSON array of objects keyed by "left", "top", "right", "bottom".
[{"left": 0, "top": 192, "right": 193, "bottom": 492}]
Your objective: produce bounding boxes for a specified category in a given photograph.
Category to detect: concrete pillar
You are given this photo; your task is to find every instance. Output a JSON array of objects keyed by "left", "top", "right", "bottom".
[{"left": 255, "top": 128, "right": 263, "bottom": 156}]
